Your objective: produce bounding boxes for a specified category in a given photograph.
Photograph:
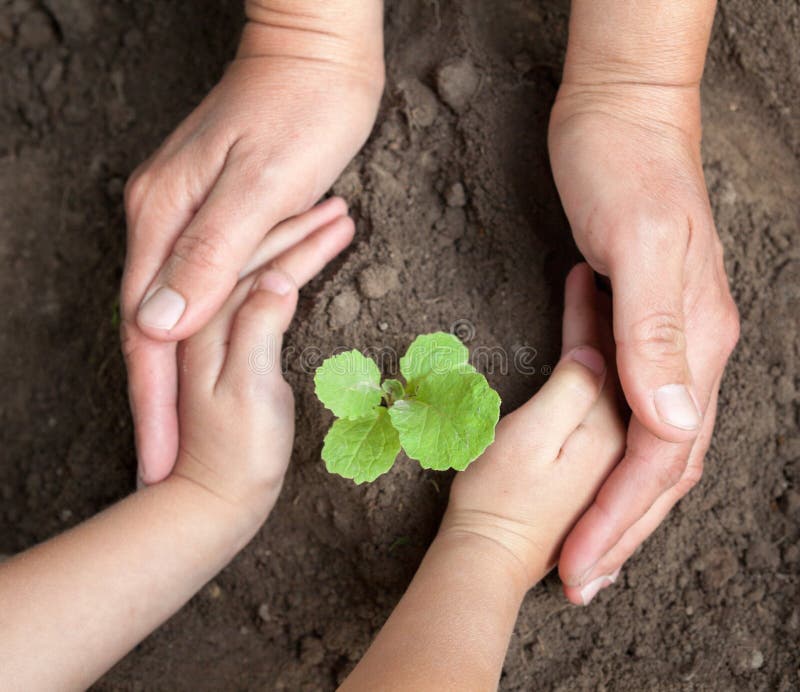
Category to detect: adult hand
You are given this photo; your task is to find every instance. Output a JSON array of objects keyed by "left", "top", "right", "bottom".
[
  {"left": 121, "top": 3, "right": 384, "bottom": 484},
  {"left": 548, "top": 82, "right": 739, "bottom": 604}
]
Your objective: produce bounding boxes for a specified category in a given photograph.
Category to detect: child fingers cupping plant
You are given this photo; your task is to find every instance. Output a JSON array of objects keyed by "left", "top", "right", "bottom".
[
  {"left": 0, "top": 206, "right": 354, "bottom": 692},
  {"left": 341, "top": 263, "right": 627, "bottom": 691}
]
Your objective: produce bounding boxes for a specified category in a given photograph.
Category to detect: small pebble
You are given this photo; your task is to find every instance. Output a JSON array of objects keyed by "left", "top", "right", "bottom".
[
  {"left": 782, "top": 489, "right": 800, "bottom": 516},
  {"left": 257, "top": 602, "right": 271, "bottom": 622},
  {"left": 746, "top": 540, "right": 781, "bottom": 571},
  {"left": 328, "top": 289, "right": 360, "bottom": 329},
  {"left": 398, "top": 77, "right": 439, "bottom": 127},
  {"left": 435, "top": 57, "right": 480, "bottom": 113},
  {"left": 749, "top": 650, "right": 764, "bottom": 670},
  {"left": 206, "top": 582, "right": 222, "bottom": 600},
  {"left": 445, "top": 182, "right": 467, "bottom": 208},
  {"left": 300, "top": 635, "right": 326, "bottom": 666},
  {"left": 783, "top": 542, "right": 800, "bottom": 565},
  {"left": 378, "top": 321, "right": 388, "bottom": 331},
  {"left": 695, "top": 546, "right": 739, "bottom": 590},
  {"left": 358, "top": 264, "right": 399, "bottom": 300},
  {"left": 778, "top": 435, "right": 800, "bottom": 460},
  {"left": 332, "top": 169, "right": 362, "bottom": 200},
  {"left": 775, "top": 375, "right": 796, "bottom": 405},
  {"left": 17, "top": 10, "right": 55, "bottom": 48}
]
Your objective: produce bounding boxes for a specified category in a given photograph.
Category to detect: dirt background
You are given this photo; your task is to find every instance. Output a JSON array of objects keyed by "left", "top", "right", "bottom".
[{"left": 1, "top": 0, "right": 798, "bottom": 689}]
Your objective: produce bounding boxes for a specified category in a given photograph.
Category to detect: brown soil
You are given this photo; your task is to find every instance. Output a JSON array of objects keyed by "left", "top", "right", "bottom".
[{"left": 1, "top": 1, "right": 798, "bottom": 690}]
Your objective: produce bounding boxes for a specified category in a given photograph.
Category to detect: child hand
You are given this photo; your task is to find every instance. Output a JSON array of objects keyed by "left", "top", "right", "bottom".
[
  {"left": 443, "top": 263, "right": 627, "bottom": 604},
  {"left": 122, "top": 3, "right": 384, "bottom": 484},
  {"left": 168, "top": 213, "right": 355, "bottom": 530}
]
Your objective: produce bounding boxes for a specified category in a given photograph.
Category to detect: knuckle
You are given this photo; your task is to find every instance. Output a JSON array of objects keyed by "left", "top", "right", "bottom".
[
  {"left": 239, "top": 150, "right": 311, "bottom": 214},
  {"left": 610, "top": 212, "right": 688, "bottom": 259},
  {"left": 677, "top": 460, "right": 703, "bottom": 494},
  {"left": 654, "top": 451, "right": 689, "bottom": 490},
  {"left": 170, "top": 228, "right": 233, "bottom": 277},
  {"left": 119, "top": 320, "right": 140, "bottom": 360},
  {"left": 627, "top": 311, "right": 686, "bottom": 364},
  {"left": 124, "top": 169, "right": 150, "bottom": 215},
  {"left": 559, "top": 364, "right": 602, "bottom": 403},
  {"left": 720, "top": 300, "right": 741, "bottom": 355}
]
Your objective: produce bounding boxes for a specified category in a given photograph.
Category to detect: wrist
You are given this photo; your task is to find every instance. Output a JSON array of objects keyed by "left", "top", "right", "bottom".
[
  {"left": 239, "top": 0, "right": 385, "bottom": 93},
  {"left": 551, "top": 80, "right": 703, "bottom": 147},
  {"left": 562, "top": 1, "right": 715, "bottom": 89},
  {"left": 163, "top": 472, "right": 279, "bottom": 549},
  {"left": 437, "top": 510, "right": 547, "bottom": 596}
]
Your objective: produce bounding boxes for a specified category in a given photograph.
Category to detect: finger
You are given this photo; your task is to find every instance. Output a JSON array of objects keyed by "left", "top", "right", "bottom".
[
  {"left": 508, "top": 264, "right": 607, "bottom": 457},
  {"left": 561, "top": 382, "right": 719, "bottom": 605},
  {"left": 135, "top": 144, "right": 313, "bottom": 340},
  {"left": 121, "top": 324, "right": 179, "bottom": 486},
  {"left": 217, "top": 269, "right": 298, "bottom": 393},
  {"left": 265, "top": 213, "right": 356, "bottom": 287},
  {"left": 561, "top": 262, "right": 600, "bottom": 354},
  {"left": 239, "top": 196, "right": 347, "bottom": 278},
  {"left": 610, "top": 225, "right": 702, "bottom": 442},
  {"left": 186, "top": 214, "right": 355, "bottom": 381},
  {"left": 511, "top": 347, "right": 607, "bottom": 460},
  {"left": 559, "top": 373, "right": 720, "bottom": 591}
]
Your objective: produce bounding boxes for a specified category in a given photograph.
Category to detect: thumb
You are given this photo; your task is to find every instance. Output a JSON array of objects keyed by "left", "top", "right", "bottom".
[
  {"left": 135, "top": 147, "right": 305, "bottom": 342},
  {"left": 611, "top": 238, "right": 702, "bottom": 442}
]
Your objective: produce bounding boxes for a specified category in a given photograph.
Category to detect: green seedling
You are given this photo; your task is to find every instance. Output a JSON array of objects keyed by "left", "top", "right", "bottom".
[{"left": 314, "top": 332, "right": 501, "bottom": 483}]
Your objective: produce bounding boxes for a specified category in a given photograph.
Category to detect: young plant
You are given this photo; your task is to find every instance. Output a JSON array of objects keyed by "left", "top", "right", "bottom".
[{"left": 314, "top": 332, "right": 501, "bottom": 483}]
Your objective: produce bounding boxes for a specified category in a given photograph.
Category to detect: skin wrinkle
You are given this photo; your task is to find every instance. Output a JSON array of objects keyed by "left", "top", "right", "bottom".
[
  {"left": 239, "top": 3, "right": 385, "bottom": 86},
  {"left": 245, "top": 1, "right": 354, "bottom": 40},
  {"left": 438, "top": 526, "right": 533, "bottom": 591},
  {"left": 552, "top": 101, "right": 698, "bottom": 144}
]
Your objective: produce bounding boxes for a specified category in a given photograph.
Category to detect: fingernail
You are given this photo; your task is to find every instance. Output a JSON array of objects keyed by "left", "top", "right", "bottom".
[
  {"left": 580, "top": 573, "right": 617, "bottom": 605},
  {"left": 654, "top": 384, "right": 702, "bottom": 431},
  {"left": 138, "top": 286, "right": 186, "bottom": 331},
  {"left": 569, "top": 346, "right": 606, "bottom": 376},
  {"left": 255, "top": 270, "right": 293, "bottom": 296}
]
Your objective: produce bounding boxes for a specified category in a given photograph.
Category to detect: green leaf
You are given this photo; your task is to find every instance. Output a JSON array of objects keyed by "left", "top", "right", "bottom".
[
  {"left": 399, "top": 332, "right": 474, "bottom": 384},
  {"left": 314, "top": 350, "right": 382, "bottom": 419},
  {"left": 388, "top": 370, "right": 500, "bottom": 471},
  {"left": 322, "top": 408, "right": 401, "bottom": 483}
]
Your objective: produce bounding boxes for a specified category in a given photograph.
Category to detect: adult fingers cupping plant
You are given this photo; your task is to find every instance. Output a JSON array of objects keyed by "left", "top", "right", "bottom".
[
  {"left": 548, "top": 1, "right": 739, "bottom": 603},
  {"left": 122, "top": 1, "right": 385, "bottom": 485}
]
